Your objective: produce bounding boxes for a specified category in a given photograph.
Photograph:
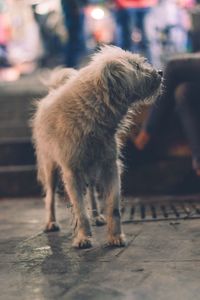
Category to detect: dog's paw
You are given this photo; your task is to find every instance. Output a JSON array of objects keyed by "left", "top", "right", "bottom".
[
  {"left": 108, "top": 233, "right": 126, "bottom": 247},
  {"left": 43, "top": 222, "right": 60, "bottom": 233},
  {"left": 73, "top": 236, "right": 93, "bottom": 249},
  {"left": 94, "top": 214, "right": 106, "bottom": 226}
]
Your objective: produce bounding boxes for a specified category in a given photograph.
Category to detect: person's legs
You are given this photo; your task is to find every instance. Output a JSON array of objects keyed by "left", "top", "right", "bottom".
[
  {"left": 175, "top": 82, "right": 200, "bottom": 176},
  {"left": 61, "top": 0, "right": 86, "bottom": 68},
  {"left": 135, "top": 8, "right": 151, "bottom": 61},
  {"left": 67, "top": 12, "right": 86, "bottom": 67},
  {"left": 134, "top": 55, "right": 200, "bottom": 150},
  {"left": 116, "top": 8, "right": 132, "bottom": 50}
]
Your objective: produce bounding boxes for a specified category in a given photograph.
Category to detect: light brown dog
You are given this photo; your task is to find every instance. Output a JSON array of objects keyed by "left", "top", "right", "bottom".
[{"left": 31, "top": 45, "right": 162, "bottom": 248}]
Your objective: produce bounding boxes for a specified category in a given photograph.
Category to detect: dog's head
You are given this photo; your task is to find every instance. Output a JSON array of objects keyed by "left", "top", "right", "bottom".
[{"left": 92, "top": 45, "right": 162, "bottom": 106}]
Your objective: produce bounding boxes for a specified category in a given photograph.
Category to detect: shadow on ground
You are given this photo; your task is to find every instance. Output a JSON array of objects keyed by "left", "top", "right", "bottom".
[{"left": 1, "top": 197, "right": 200, "bottom": 300}]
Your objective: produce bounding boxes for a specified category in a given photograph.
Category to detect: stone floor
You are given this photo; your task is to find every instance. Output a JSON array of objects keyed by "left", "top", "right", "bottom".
[{"left": 1, "top": 196, "right": 200, "bottom": 300}]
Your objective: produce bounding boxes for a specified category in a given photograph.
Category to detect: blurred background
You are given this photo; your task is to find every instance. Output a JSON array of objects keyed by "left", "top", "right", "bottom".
[{"left": 0, "top": 0, "right": 199, "bottom": 81}]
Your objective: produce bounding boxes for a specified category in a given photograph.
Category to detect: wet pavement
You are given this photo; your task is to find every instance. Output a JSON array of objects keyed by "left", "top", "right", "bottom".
[{"left": 1, "top": 196, "right": 200, "bottom": 300}]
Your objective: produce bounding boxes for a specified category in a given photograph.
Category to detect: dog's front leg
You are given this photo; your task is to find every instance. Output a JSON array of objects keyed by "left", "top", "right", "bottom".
[
  {"left": 105, "top": 163, "right": 126, "bottom": 247},
  {"left": 63, "top": 169, "right": 92, "bottom": 249}
]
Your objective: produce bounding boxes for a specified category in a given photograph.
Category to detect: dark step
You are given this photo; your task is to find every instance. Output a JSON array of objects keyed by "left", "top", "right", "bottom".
[
  {"left": 123, "top": 157, "right": 200, "bottom": 196},
  {"left": 0, "top": 72, "right": 47, "bottom": 139},
  {"left": 0, "top": 138, "right": 35, "bottom": 166},
  {"left": 1, "top": 159, "right": 199, "bottom": 198},
  {"left": 0, "top": 165, "right": 41, "bottom": 197}
]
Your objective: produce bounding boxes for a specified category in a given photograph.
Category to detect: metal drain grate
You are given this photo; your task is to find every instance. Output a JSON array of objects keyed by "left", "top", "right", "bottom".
[{"left": 121, "top": 195, "right": 200, "bottom": 223}]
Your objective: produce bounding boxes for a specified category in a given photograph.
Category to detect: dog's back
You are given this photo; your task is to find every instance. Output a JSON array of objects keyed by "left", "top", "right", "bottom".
[
  {"left": 31, "top": 67, "right": 78, "bottom": 182},
  {"left": 44, "top": 67, "right": 78, "bottom": 91}
]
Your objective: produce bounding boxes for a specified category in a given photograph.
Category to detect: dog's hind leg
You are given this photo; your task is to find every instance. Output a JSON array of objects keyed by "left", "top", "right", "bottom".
[
  {"left": 62, "top": 168, "right": 93, "bottom": 249},
  {"left": 88, "top": 185, "right": 106, "bottom": 226},
  {"left": 42, "top": 160, "right": 60, "bottom": 233},
  {"left": 100, "top": 161, "right": 126, "bottom": 247}
]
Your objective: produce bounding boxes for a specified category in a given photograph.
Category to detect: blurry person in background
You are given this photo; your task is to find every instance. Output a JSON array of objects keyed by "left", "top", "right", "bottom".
[
  {"left": 190, "top": 0, "right": 200, "bottom": 52},
  {"left": 31, "top": 1, "right": 67, "bottom": 67},
  {"left": 145, "top": 0, "right": 194, "bottom": 68},
  {"left": 133, "top": 53, "right": 200, "bottom": 177},
  {"left": 61, "top": 0, "right": 88, "bottom": 68},
  {"left": 0, "top": 1, "right": 11, "bottom": 68},
  {"left": 113, "top": 0, "right": 158, "bottom": 61},
  {"left": 0, "top": 0, "right": 43, "bottom": 81},
  {"left": 0, "top": 0, "right": 20, "bottom": 81}
]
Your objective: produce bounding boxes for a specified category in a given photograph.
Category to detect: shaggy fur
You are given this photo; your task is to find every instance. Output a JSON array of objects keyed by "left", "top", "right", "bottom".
[{"left": 31, "top": 45, "right": 162, "bottom": 248}]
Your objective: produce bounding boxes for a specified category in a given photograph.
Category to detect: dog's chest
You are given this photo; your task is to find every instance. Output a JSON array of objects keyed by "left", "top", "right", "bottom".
[{"left": 81, "top": 134, "right": 117, "bottom": 167}]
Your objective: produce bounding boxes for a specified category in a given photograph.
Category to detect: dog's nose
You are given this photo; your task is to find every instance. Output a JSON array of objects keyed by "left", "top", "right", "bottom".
[{"left": 158, "top": 70, "right": 163, "bottom": 77}]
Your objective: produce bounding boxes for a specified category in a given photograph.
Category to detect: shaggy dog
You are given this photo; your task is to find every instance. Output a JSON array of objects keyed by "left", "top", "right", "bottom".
[{"left": 32, "top": 45, "right": 162, "bottom": 249}]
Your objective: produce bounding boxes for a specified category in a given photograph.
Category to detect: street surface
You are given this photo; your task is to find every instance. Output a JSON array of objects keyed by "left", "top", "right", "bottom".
[{"left": 1, "top": 197, "right": 200, "bottom": 300}]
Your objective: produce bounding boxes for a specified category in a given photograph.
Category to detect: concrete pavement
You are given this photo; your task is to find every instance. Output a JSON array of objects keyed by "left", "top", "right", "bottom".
[{"left": 1, "top": 196, "right": 200, "bottom": 300}]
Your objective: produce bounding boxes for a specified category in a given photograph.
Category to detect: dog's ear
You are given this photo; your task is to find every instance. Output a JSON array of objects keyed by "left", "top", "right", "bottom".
[
  {"left": 102, "top": 60, "right": 132, "bottom": 85},
  {"left": 99, "top": 60, "right": 133, "bottom": 101}
]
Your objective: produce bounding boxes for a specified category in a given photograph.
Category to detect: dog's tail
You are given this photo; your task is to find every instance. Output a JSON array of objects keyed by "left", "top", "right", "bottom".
[{"left": 42, "top": 67, "right": 78, "bottom": 91}]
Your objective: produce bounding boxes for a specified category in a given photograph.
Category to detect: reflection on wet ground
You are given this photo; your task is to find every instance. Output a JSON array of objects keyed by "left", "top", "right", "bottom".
[{"left": 1, "top": 197, "right": 200, "bottom": 300}]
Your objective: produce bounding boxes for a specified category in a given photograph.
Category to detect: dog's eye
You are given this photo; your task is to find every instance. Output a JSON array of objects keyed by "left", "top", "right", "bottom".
[{"left": 136, "top": 64, "right": 140, "bottom": 70}]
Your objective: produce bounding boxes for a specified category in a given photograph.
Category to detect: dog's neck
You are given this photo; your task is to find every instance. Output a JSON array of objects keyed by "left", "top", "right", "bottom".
[{"left": 98, "top": 95, "right": 131, "bottom": 137}]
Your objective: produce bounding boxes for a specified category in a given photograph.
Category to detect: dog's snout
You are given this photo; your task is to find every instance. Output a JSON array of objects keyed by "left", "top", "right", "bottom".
[{"left": 158, "top": 70, "right": 163, "bottom": 77}]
